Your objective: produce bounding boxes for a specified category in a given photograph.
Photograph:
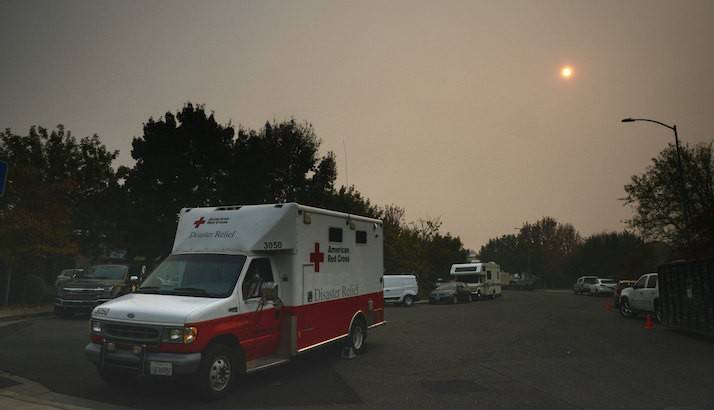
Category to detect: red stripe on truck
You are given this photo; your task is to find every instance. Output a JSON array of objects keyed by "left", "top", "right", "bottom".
[{"left": 160, "top": 291, "right": 384, "bottom": 361}]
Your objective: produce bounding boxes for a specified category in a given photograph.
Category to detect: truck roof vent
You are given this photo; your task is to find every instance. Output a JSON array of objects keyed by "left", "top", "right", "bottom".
[{"left": 215, "top": 206, "right": 242, "bottom": 211}]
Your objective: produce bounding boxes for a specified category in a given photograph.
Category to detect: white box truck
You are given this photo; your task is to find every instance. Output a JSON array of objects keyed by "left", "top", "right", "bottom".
[
  {"left": 450, "top": 261, "right": 502, "bottom": 299},
  {"left": 85, "top": 203, "right": 385, "bottom": 399}
]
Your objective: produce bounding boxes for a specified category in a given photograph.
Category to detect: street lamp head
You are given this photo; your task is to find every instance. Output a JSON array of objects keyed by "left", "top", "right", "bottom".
[{"left": 621, "top": 118, "right": 635, "bottom": 123}]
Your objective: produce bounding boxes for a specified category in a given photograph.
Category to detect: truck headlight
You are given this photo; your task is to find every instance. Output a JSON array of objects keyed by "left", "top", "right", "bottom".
[
  {"left": 90, "top": 320, "right": 102, "bottom": 334},
  {"left": 162, "top": 327, "right": 198, "bottom": 344}
]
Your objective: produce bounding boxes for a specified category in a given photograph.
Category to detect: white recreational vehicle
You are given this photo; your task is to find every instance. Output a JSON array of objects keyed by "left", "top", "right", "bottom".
[
  {"left": 86, "top": 203, "right": 385, "bottom": 399},
  {"left": 449, "top": 261, "right": 502, "bottom": 299}
]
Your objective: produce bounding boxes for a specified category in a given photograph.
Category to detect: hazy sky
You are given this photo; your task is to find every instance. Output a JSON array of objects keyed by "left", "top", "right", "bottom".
[{"left": 2, "top": 0, "right": 713, "bottom": 251}]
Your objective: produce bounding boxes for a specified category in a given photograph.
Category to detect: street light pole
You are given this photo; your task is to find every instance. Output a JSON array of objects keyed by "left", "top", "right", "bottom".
[{"left": 621, "top": 117, "right": 690, "bottom": 230}]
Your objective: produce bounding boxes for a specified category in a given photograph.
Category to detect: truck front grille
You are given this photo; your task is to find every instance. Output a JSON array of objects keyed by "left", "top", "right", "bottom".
[
  {"left": 64, "top": 291, "right": 101, "bottom": 300},
  {"left": 104, "top": 323, "right": 160, "bottom": 343}
]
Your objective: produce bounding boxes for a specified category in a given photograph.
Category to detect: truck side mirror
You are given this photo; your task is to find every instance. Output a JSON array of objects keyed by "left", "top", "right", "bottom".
[{"left": 261, "top": 282, "right": 281, "bottom": 306}]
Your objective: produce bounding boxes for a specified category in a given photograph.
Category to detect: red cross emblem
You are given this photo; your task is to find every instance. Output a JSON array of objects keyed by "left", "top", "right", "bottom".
[
  {"left": 309, "top": 243, "right": 325, "bottom": 272},
  {"left": 193, "top": 217, "right": 206, "bottom": 229}
]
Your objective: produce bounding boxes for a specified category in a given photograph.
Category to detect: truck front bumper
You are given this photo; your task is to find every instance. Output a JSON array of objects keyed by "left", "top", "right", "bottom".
[
  {"left": 85, "top": 342, "right": 201, "bottom": 376},
  {"left": 56, "top": 298, "right": 111, "bottom": 311}
]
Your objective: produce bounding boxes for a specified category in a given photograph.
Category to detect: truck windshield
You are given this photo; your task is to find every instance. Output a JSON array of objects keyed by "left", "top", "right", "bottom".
[
  {"left": 456, "top": 275, "right": 483, "bottom": 284},
  {"left": 137, "top": 254, "right": 246, "bottom": 298},
  {"left": 80, "top": 265, "right": 128, "bottom": 280}
]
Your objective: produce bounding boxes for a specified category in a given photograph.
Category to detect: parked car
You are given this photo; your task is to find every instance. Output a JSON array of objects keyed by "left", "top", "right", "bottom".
[
  {"left": 619, "top": 273, "right": 660, "bottom": 321},
  {"left": 383, "top": 274, "right": 419, "bottom": 307},
  {"left": 55, "top": 264, "right": 139, "bottom": 317},
  {"left": 612, "top": 279, "right": 636, "bottom": 308},
  {"left": 429, "top": 281, "right": 472, "bottom": 304},
  {"left": 573, "top": 276, "right": 598, "bottom": 295},
  {"left": 55, "top": 268, "right": 83, "bottom": 288},
  {"left": 587, "top": 278, "right": 617, "bottom": 296}
]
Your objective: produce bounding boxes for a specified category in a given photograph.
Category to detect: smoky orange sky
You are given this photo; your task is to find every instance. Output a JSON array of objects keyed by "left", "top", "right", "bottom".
[{"left": 1, "top": 0, "right": 713, "bottom": 251}]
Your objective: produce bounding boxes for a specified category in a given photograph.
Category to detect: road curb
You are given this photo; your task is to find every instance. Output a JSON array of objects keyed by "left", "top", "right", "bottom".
[{"left": 0, "top": 310, "right": 54, "bottom": 323}]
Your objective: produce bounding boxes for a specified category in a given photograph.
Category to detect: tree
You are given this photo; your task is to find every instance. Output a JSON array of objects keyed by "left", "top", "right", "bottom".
[
  {"left": 230, "top": 119, "right": 337, "bottom": 205},
  {"left": 478, "top": 217, "right": 581, "bottom": 287},
  {"left": 381, "top": 207, "right": 468, "bottom": 291},
  {"left": 564, "top": 231, "right": 670, "bottom": 280},
  {"left": 125, "top": 104, "right": 340, "bottom": 258},
  {"left": 0, "top": 125, "right": 120, "bottom": 303},
  {"left": 624, "top": 142, "right": 714, "bottom": 256}
]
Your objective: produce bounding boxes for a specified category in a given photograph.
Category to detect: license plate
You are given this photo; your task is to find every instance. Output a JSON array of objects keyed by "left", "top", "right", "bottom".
[{"left": 150, "top": 361, "right": 173, "bottom": 376}]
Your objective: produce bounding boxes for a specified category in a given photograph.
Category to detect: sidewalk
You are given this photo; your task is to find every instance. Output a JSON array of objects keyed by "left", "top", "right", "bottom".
[
  {"left": 0, "top": 305, "right": 53, "bottom": 322},
  {"left": 0, "top": 372, "right": 131, "bottom": 410}
]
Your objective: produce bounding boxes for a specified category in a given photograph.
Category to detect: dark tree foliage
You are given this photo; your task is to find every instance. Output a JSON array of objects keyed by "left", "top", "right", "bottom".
[
  {"left": 0, "top": 126, "right": 121, "bottom": 301},
  {"left": 624, "top": 142, "right": 714, "bottom": 257},
  {"left": 382, "top": 207, "right": 468, "bottom": 292},
  {"left": 479, "top": 217, "right": 581, "bottom": 287},
  {"left": 564, "top": 231, "right": 670, "bottom": 280},
  {"left": 125, "top": 104, "right": 236, "bottom": 258},
  {"left": 229, "top": 120, "right": 337, "bottom": 204},
  {"left": 126, "top": 105, "right": 340, "bottom": 258}
]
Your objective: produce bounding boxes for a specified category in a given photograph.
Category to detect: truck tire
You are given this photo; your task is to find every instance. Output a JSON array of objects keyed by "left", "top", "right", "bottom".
[
  {"left": 402, "top": 295, "right": 415, "bottom": 307},
  {"left": 654, "top": 300, "right": 663, "bottom": 323},
  {"left": 619, "top": 297, "right": 634, "bottom": 318},
  {"left": 347, "top": 318, "right": 367, "bottom": 354},
  {"left": 194, "top": 343, "right": 241, "bottom": 400}
]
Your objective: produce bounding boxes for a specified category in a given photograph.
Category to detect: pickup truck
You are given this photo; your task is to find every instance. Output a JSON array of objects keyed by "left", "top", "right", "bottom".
[{"left": 618, "top": 273, "right": 660, "bottom": 322}]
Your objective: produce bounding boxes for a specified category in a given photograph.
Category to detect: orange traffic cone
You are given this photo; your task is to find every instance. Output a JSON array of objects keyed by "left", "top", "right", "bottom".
[
  {"left": 644, "top": 314, "right": 654, "bottom": 330},
  {"left": 605, "top": 302, "right": 612, "bottom": 312}
]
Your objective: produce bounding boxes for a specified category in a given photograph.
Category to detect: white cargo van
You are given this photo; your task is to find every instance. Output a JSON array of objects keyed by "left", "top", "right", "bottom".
[
  {"left": 450, "top": 261, "right": 502, "bottom": 299},
  {"left": 383, "top": 274, "right": 418, "bottom": 306},
  {"left": 85, "top": 203, "right": 385, "bottom": 399}
]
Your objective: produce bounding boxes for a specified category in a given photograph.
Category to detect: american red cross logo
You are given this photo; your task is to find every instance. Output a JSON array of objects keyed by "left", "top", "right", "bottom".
[
  {"left": 310, "top": 243, "right": 325, "bottom": 272},
  {"left": 193, "top": 217, "right": 206, "bottom": 229}
]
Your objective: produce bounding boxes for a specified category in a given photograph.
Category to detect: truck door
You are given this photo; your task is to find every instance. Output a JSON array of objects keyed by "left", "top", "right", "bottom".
[
  {"left": 239, "top": 257, "right": 281, "bottom": 360},
  {"left": 643, "top": 275, "right": 658, "bottom": 312},
  {"left": 629, "top": 275, "right": 648, "bottom": 310}
]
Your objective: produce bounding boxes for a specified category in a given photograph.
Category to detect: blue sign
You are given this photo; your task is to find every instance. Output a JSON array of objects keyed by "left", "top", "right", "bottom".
[{"left": 0, "top": 161, "right": 7, "bottom": 197}]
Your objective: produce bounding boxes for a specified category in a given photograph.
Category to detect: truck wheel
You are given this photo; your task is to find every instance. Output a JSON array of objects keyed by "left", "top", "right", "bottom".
[
  {"left": 194, "top": 344, "right": 240, "bottom": 400},
  {"left": 451, "top": 295, "right": 459, "bottom": 304},
  {"left": 619, "top": 297, "right": 634, "bottom": 318},
  {"left": 654, "top": 300, "right": 663, "bottom": 323},
  {"left": 402, "top": 295, "right": 415, "bottom": 307},
  {"left": 347, "top": 319, "right": 367, "bottom": 354},
  {"left": 467, "top": 294, "right": 473, "bottom": 303},
  {"left": 476, "top": 290, "right": 481, "bottom": 300}
]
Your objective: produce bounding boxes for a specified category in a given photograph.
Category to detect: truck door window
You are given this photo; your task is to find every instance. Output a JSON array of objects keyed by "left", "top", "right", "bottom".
[
  {"left": 634, "top": 276, "right": 647, "bottom": 289},
  {"left": 329, "top": 227, "right": 343, "bottom": 242},
  {"left": 646, "top": 275, "right": 658, "bottom": 288},
  {"left": 242, "top": 258, "right": 274, "bottom": 300}
]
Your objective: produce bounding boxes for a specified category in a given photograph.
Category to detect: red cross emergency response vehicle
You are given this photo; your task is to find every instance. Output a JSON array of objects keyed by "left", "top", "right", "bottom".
[{"left": 85, "top": 203, "right": 385, "bottom": 399}]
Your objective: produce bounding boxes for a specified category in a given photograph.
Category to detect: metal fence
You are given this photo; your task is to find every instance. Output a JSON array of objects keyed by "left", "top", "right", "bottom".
[{"left": 659, "top": 257, "right": 714, "bottom": 336}]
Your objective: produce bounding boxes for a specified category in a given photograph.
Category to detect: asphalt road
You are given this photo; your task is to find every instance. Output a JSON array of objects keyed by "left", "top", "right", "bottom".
[{"left": 1, "top": 291, "right": 713, "bottom": 410}]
